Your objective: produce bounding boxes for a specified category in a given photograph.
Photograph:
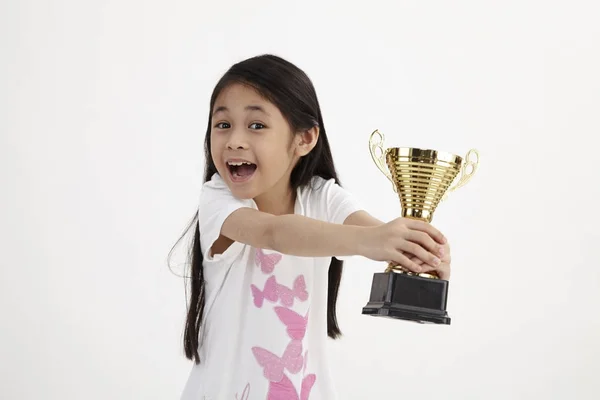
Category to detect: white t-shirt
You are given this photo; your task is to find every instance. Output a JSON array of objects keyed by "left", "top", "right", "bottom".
[{"left": 180, "top": 173, "right": 362, "bottom": 400}]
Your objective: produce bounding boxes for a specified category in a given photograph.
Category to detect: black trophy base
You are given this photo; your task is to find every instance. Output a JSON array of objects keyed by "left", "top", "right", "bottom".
[{"left": 362, "top": 272, "right": 451, "bottom": 325}]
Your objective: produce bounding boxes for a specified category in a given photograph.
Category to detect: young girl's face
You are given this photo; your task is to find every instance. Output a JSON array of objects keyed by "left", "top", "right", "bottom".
[{"left": 210, "top": 83, "right": 303, "bottom": 200}]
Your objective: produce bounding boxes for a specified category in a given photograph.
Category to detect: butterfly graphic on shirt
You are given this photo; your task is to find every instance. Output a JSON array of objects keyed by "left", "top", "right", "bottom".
[
  {"left": 234, "top": 383, "right": 250, "bottom": 400},
  {"left": 251, "top": 275, "right": 309, "bottom": 308},
  {"left": 267, "top": 373, "right": 316, "bottom": 400},
  {"left": 255, "top": 248, "right": 283, "bottom": 274},
  {"left": 252, "top": 340, "right": 304, "bottom": 382},
  {"left": 274, "top": 306, "right": 309, "bottom": 341}
]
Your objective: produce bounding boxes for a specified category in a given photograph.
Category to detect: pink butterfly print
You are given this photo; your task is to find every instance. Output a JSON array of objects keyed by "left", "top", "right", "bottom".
[
  {"left": 251, "top": 276, "right": 278, "bottom": 308},
  {"left": 251, "top": 275, "right": 309, "bottom": 308},
  {"left": 255, "top": 248, "right": 282, "bottom": 274},
  {"left": 267, "top": 373, "right": 317, "bottom": 400},
  {"left": 275, "top": 307, "right": 308, "bottom": 341},
  {"left": 252, "top": 340, "right": 304, "bottom": 383},
  {"left": 277, "top": 276, "right": 308, "bottom": 307},
  {"left": 235, "top": 383, "right": 250, "bottom": 400}
]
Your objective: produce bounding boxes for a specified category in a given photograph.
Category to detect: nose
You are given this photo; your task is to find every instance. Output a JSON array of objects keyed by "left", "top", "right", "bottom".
[{"left": 226, "top": 128, "right": 249, "bottom": 150}]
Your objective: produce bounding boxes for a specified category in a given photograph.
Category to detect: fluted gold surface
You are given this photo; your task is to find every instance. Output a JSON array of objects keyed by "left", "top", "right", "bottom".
[{"left": 386, "top": 147, "right": 461, "bottom": 223}]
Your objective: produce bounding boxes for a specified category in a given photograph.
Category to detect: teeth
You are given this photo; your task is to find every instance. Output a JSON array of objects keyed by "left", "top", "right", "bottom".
[{"left": 227, "top": 161, "right": 253, "bottom": 166}]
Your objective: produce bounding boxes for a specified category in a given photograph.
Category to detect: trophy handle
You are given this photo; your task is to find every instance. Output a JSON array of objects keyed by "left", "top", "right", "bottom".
[
  {"left": 442, "top": 149, "right": 480, "bottom": 201},
  {"left": 369, "top": 130, "right": 397, "bottom": 193}
]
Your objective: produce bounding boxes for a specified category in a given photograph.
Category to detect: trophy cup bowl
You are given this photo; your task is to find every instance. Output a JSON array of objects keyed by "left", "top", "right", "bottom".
[{"left": 362, "top": 129, "right": 479, "bottom": 324}]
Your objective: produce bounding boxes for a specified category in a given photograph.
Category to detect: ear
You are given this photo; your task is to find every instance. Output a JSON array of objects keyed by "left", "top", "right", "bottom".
[{"left": 295, "top": 126, "right": 319, "bottom": 157}]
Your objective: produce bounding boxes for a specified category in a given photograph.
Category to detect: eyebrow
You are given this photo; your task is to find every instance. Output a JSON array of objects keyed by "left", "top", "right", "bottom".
[{"left": 212, "top": 105, "right": 270, "bottom": 116}]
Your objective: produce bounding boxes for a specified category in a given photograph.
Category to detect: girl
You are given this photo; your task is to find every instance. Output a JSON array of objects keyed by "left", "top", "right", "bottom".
[{"left": 173, "top": 54, "right": 451, "bottom": 400}]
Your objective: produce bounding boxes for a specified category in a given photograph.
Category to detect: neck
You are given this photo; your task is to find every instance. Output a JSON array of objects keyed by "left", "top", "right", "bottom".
[{"left": 254, "top": 178, "right": 296, "bottom": 216}]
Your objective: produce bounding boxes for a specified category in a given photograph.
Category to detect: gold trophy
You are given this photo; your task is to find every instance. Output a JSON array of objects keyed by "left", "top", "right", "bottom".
[{"left": 362, "top": 130, "right": 479, "bottom": 324}]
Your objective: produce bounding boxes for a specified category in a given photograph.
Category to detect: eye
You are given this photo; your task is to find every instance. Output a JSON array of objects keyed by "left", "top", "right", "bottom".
[
  {"left": 249, "top": 122, "right": 265, "bottom": 130},
  {"left": 214, "top": 122, "right": 230, "bottom": 129}
]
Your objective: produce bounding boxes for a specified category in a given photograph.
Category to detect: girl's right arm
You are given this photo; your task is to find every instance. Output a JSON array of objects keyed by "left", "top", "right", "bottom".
[{"left": 219, "top": 208, "right": 445, "bottom": 273}]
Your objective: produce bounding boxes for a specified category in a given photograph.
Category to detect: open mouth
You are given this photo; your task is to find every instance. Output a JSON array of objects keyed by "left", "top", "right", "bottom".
[{"left": 227, "top": 161, "right": 257, "bottom": 182}]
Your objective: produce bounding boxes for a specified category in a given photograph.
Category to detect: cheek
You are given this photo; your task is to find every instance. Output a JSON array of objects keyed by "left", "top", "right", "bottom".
[
  {"left": 258, "top": 154, "right": 293, "bottom": 180},
  {"left": 253, "top": 133, "right": 295, "bottom": 171},
  {"left": 210, "top": 135, "right": 224, "bottom": 165}
]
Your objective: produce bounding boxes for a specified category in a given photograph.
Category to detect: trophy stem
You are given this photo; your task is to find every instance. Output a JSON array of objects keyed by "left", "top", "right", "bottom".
[
  {"left": 402, "top": 208, "right": 434, "bottom": 223},
  {"left": 385, "top": 262, "right": 439, "bottom": 279}
]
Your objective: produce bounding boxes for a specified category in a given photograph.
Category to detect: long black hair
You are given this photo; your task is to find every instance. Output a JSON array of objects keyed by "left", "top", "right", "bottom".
[{"left": 169, "top": 54, "right": 344, "bottom": 364}]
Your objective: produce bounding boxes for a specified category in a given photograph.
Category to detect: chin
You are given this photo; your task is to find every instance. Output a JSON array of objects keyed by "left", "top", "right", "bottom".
[{"left": 227, "top": 185, "right": 257, "bottom": 201}]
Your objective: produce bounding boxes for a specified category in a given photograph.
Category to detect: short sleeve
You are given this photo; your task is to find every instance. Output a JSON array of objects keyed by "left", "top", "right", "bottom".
[
  {"left": 198, "top": 173, "right": 256, "bottom": 263},
  {"left": 321, "top": 179, "right": 363, "bottom": 225},
  {"left": 308, "top": 178, "right": 363, "bottom": 261}
]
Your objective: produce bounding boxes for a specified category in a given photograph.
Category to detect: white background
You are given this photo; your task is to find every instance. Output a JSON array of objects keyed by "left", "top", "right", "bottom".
[{"left": 2, "top": 0, "right": 599, "bottom": 399}]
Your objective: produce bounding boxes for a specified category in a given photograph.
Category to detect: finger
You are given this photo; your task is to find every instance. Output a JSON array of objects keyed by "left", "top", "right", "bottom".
[
  {"left": 404, "top": 219, "right": 446, "bottom": 244},
  {"left": 421, "top": 262, "right": 451, "bottom": 280},
  {"left": 406, "top": 230, "right": 444, "bottom": 257},
  {"left": 397, "top": 241, "right": 441, "bottom": 268},
  {"left": 436, "top": 263, "right": 451, "bottom": 280},
  {"left": 390, "top": 252, "right": 423, "bottom": 274},
  {"left": 410, "top": 255, "right": 425, "bottom": 266},
  {"left": 401, "top": 251, "right": 424, "bottom": 264}
]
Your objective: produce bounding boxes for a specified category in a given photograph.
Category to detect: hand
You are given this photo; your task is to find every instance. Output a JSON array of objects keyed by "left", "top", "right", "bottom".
[
  {"left": 360, "top": 217, "right": 447, "bottom": 274},
  {"left": 408, "top": 240, "right": 452, "bottom": 280}
]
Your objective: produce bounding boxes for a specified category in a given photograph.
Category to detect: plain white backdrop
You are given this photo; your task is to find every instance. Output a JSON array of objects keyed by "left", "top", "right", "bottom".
[{"left": 2, "top": 0, "right": 599, "bottom": 399}]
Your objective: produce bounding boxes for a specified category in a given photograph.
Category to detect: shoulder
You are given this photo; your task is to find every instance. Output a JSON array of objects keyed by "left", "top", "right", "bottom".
[
  {"left": 198, "top": 174, "right": 228, "bottom": 216},
  {"left": 299, "top": 176, "right": 362, "bottom": 224},
  {"left": 197, "top": 173, "right": 256, "bottom": 261},
  {"left": 297, "top": 176, "right": 339, "bottom": 208},
  {"left": 200, "top": 173, "right": 229, "bottom": 197},
  {"left": 199, "top": 173, "right": 252, "bottom": 206},
  {"left": 299, "top": 176, "right": 354, "bottom": 202},
  {"left": 299, "top": 176, "right": 338, "bottom": 197},
  {"left": 197, "top": 173, "right": 255, "bottom": 228}
]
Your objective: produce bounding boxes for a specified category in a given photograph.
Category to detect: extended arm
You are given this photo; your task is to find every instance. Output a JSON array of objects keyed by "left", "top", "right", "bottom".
[
  {"left": 214, "top": 208, "right": 444, "bottom": 273},
  {"left": 343, "top": 210, "right": 385, "bottom": 228},
  {"left": 218, "top": 208, "right": 369, "bottom": 258}
]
